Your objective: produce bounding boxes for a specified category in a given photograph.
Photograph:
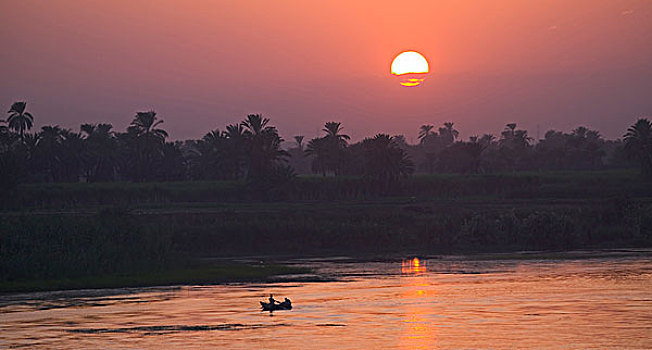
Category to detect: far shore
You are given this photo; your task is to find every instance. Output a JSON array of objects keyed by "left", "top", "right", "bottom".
[
  {"left": 2, "top": 171, "right": 650, "bottom": 295},
  {"left": 0, "top": 264, "right": 311, "bottom": 295},
  {"left": 2, "top": 249, "right": 649, "bottom": 295}
]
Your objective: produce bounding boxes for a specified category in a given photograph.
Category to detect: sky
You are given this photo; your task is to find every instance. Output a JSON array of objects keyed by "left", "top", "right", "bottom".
[{"left": 1, "top": 0, "right": 651, "bottom": 143}]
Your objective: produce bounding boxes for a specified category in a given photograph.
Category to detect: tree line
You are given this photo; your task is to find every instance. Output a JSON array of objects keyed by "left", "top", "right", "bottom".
[{"left": 1, "top": 101, "right": 651, "bottom": 189}]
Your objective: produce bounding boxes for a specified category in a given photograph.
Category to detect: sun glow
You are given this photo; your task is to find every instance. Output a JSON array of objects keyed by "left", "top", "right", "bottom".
[
  {"left": 391, "top": 51, "right": 429, "bottom": 87},
  {"left": 402, "top": 257, "right": 427, "bottom": 274}
]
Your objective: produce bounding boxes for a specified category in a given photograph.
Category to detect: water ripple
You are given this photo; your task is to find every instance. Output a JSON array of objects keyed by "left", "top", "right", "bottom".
[{"left": 67, "top": 323, "right": 291, "bottom": 334}]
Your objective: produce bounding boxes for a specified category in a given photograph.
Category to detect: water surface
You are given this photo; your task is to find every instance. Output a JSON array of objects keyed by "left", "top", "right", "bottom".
[{"left": 1, "top": 255, "right": 650, "bottom": 349}]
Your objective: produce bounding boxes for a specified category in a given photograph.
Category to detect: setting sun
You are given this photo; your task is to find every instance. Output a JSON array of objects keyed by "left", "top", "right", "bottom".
[{"left": 391, "top": 51, "right": 429, "bottom": 87}]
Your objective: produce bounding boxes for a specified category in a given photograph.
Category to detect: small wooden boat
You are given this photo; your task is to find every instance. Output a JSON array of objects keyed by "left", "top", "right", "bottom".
[{"left": 260, "top": 299, "right": 292, "bottom": 311}]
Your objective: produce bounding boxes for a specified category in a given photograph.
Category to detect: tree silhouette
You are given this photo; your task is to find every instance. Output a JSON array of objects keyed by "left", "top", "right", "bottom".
[
  {"left": 534, "top": 127, "right": 605, "bottom": 171},
  {"left": 223, "top": 123, "right": 248, "bottom": 179},
  {"left": 6, "top": 102, "right": 34, "bottom": 141},
  {"left": 158, "top": 141, "right": 186, "bottom": 181},
  {"left": 305, "top": 122, "right": 351, "bottom": 176},
  {"left": 193, "top": 129, "right": 226, "bottom": 179},
  {"left": 0, "top": 118, "right": 8, "bottom": 135},
  {"left": 81, "top": 123, "right": 118, "bottom": 181},
  {"left": 568, "top": 127, "right": 604, "bottom": 169},
  {"left": 241, "top": 114, "right": 288, "bottom": 180},
  {"left": 438, "top": 122, "right": 459, "bottom": 146},
  {"left": 126, "top": 111, "right": 168, "bottom": 181},
  {"left": 33, "top": 126, "right": 65, "bottom": 182},
  {"left": 418, "top": 124, "right": 435, "bottom": 144},
  {"left": 294, "top": 136, "right": 304, "bottom": 151},
  {"left": 323, "top": 121, "right": 350, "bottom": 147},
  {"left": 362, "top": 134, "right": 414, "bottom": 189},
  {"left": 128, "top": 111, "right": 168, "bottom": 141},
  {"left": 305, "top": 137, "right": 328, "bottom": 175},
  {"left": 624, "top": 118, "right": 652, "bottom": 178},
  {"left": 59, "top": 128, "right": 84, "bottom": 182},
  {"left": 499, "top": 123, "right": 533, "bottom": 171},
  {"left": 0, "top": 99, "right": 644, "bottom": 185},
  {"left": 242, "top": 114, "right": 274, "bottom": 136},
  {"left": 287, "top": 135, "right": 310, "bottom": 174},
  {"left": 194, "top": 124, "right": 248, "bottom": 180},
  {"left": 322, "top": 121, "right": 350, "bottom": 175},
  {"left": 0, "top": 117, "right": 25, "bottom": 189}
]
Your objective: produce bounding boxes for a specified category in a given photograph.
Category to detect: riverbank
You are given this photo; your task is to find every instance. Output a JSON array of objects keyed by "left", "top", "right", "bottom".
[
  {"left": 0, "top": 264, "right": 310, "bottom": 294},
  {"left": 1, "top": 170, "right": 650, "bottom": 293}
]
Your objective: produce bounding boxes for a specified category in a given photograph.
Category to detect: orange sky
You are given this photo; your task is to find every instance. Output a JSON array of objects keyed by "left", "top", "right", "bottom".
[{"left": 1, "top": 0, "right": 651, "bottom": 142}]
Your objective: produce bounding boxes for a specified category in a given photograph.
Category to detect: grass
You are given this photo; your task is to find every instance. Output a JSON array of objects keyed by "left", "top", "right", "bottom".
[
  {"left": 0, "top": 264, "right": 310, "bottom": 294},
  {"left": 5, "top": 169, "right": 650, "bottom": 211}
]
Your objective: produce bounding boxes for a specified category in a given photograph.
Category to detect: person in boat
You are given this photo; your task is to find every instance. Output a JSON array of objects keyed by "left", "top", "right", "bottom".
[
  {"left": 283, "top": 298, "right": 291, "bottom": 307},
  {"left": 269, "top": 294, "right": 277, "bottom": 305}
]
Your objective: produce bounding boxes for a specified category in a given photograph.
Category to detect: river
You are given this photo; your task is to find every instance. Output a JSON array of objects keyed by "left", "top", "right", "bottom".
[{"left": 1, "top": 253, "right": 650, "bottom": 349}]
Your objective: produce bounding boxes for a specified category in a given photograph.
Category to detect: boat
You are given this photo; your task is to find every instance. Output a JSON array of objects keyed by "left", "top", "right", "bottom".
[{"left": 260, "top": 299, "right": 292, "bottom": 311}]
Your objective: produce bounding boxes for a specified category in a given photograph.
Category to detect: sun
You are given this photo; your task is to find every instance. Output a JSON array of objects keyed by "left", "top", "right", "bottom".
[{"left": 391, "top": 51, "right": 429, "bottom": 87}]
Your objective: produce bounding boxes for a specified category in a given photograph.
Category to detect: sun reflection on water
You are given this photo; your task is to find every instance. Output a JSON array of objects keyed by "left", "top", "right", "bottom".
[
  {"left": 402, "top": 257, "right": 427, "bottom": 274},
  {"left": 400, "top": 258, "right": 438, "bottom": 349}
]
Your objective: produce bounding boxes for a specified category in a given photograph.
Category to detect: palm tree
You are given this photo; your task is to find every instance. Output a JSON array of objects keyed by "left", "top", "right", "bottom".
[
  {"left": 567, "top": 127, "right": 605, "bottom": 170},
  {"left": 158, "top": 141, "right": 186, "bottom": 181},
  {"left": 623, "top": 118, "right": 652, "bottom": 178},
  {"left": 465, "top": 135, "right": 494, "bottom": 173},
  {"left": 34, "top": 125, "right": 65, "bottom": 181},
  {"left": 438, "top": 122, "right": 459, "bottom": 146},
  {"left": 126, "top": 110, "right": 168, "bottom": 181},
  {"left": 225, "top": 123, "right": 246, "bottom": 140},
  {"left": 128, "top": 110, "right": 168, "bottom": 141},
  {"left": 286, "top": 135, "right": 310, "bottom": 174},
  {"left": 479, "top": 134, "right": 496, "bottom": 146},
  {"left": 499, "top": 123, "right": 533, "bottom": 171},
  {"left": 505, "top": 123, "right": 517, "bottom": 134},
  {"left": 192, "top": 129, "right": 224, "bottom": 179},
  {"left": 362, "top": 134, "right": 414, "bottom": 188},
  {"left": 59, "top": 129, "right": 84, "bottom": 182},
  {"left": 323, "top": 121, "right": 350, "bottom": 147},
  {"left": 305, "top": 137, "right": 329, "bottom": 175},
  {"left": 242, "top": 114, "right": 275, "bottom": 137},
  {"left": 6, "top": 102, "right": 34, "bottom": 140},
  {"left": 500, "top": 123, "right": 531, "bottom": 147},
  {"left": 418, "top": 124, "right": 435, "bottom": 142},
  {"left": 309, "top": 121, "right": 350, "bottom": 176},
  {"left": 294, "top": 136, "right": 304, "bottom": 151},
  {"left": 81, "top": 123, "right": 118, "bottom": 181},
  {"left": 195, "top": 126, "right": 245, "bottom": 180},
  {"left": 241, "top": 114, "right": 287, "bottom": 179},
  {"left": 223, "top": 123, "right": 248, "bottom": 179},
  {"left": 0, "top": 118, "right": 25, "bottom": 189}
]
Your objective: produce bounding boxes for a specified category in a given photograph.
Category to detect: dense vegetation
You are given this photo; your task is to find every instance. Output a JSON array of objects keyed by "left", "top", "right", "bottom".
[
  {"left": 2, "top": 171, "right": 651, "bottom": 287},
  {"left": 1, "top": 208, "right": 177, "bottom": 282},
  {"left": 1, "top": 101, "right": 651, "bottom": 291}
]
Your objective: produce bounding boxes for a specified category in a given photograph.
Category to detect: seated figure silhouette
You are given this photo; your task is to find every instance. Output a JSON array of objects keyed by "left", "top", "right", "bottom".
[{"left": 260, "top": 295, "right": 292, "bottom": 311}]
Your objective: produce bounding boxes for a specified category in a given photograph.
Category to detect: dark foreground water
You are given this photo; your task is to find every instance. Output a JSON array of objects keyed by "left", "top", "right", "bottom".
[{"left": 1, "top": 254, "right": 651, "bottom": 349}]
